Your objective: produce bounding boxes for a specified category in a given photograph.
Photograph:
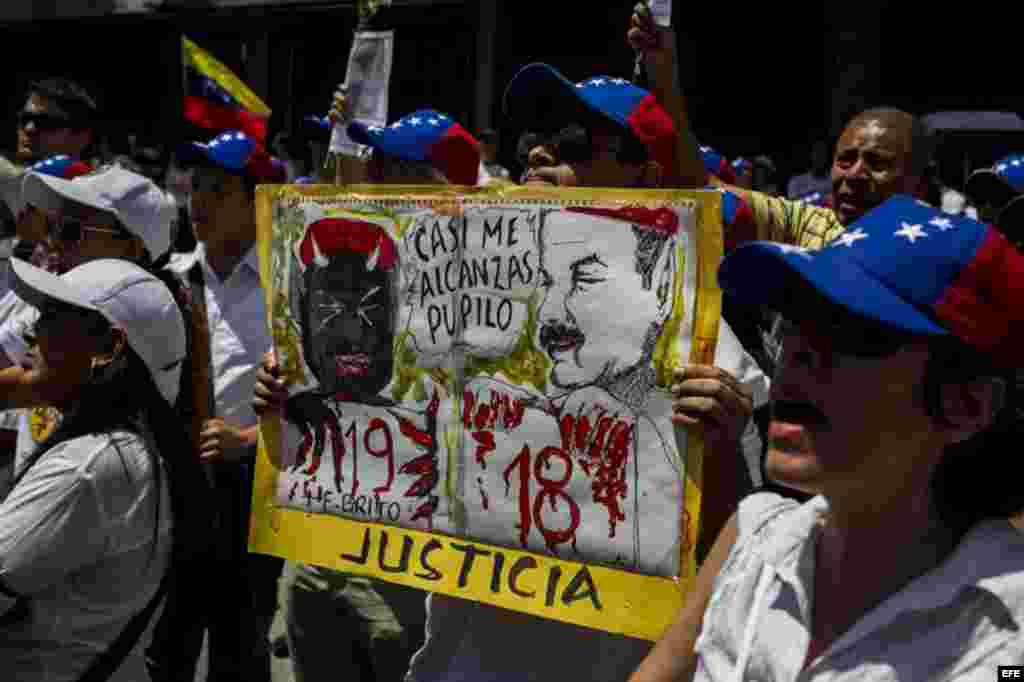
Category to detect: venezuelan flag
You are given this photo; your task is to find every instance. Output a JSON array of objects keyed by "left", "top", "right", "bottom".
[{"left": 182, "top": 36, "right": 271, "bottom": 143}]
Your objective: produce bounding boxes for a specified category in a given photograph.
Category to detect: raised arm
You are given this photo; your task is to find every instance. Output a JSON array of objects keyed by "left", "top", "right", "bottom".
[{"left": 628, "top": 3, "right": 704, "bottom": 189}]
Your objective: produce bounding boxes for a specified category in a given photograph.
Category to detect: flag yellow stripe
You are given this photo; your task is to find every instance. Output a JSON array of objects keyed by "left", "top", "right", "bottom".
[{"left": 183, "top": 36, "right": 271, "bottom": 117}]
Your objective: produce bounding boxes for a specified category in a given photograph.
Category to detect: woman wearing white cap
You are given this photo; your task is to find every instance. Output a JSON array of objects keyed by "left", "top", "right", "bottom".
[{"left": 0, "top": 258, "right": 204, "bottom": 682}]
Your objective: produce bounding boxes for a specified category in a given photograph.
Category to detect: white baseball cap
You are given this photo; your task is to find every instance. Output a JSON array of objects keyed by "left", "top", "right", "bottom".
[
  {"left": 21, "top": 165, "right": 174, "bottom": 259},
  {"left": 11, "top": 257, "right": 186, "bottom": 405}
]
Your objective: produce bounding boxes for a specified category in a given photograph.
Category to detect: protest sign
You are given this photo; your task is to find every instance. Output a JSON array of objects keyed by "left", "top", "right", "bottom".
[
  {"left": 330, "top": 30, "right": 394, "bottom": 158},
  {"left": 251, "top": 184, "right": 723, "bottom": 640}
]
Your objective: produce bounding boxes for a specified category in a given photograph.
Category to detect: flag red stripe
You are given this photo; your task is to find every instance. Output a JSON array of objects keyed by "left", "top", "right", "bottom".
[{"left": 184, "top": 95, "right": 267, "bottom": 143}]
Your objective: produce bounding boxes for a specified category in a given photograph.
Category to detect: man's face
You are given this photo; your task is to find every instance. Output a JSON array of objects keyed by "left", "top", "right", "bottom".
[
  {"left": 522, "top": 125, "right": 649, "bottom": 189},
  {"left": 16, "top": 94, "right": 91, "bottom": 163},
  {"left": 766, "top": 318, "right": 935, "bottom": 497},
  {"left": 537, "top": 216, "right": 667, "bottom": 389},
  {"left": 45, "top": 201, "right": 141, "bottom": 273},
  {"left": 189, "top": 166, "right": 251, "bottom": 245},
  {"left": 306, "top": 253, "right": 395, "bottom": 399},
  {"left": 831, "top": 114, "right": 918, "bottom": 225}
]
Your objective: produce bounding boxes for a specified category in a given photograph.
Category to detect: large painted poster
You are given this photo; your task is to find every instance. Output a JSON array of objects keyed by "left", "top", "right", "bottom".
[{"left": 251, "top": 185, "right": 723, "bottom": 640}]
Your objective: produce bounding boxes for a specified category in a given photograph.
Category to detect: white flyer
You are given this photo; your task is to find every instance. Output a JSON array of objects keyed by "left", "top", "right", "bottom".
[
  {"left": 330, "top": 30, "right": 395, "bottom": 158},
  {"left": 648, "top": 0, "right": 672, "bottom": 27}
]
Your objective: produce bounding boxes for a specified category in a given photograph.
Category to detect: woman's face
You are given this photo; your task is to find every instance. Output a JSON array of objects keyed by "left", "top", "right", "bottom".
[{"left": 27, "top": 302, "right": 114, "bottom": 407}]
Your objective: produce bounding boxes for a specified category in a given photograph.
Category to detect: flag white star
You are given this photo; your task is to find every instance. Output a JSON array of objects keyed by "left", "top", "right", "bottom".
[
  {"left": 428, "top": 118, "right": 441, "bottom": 126},
  {"left": 391, "top": 122, "right": 404, "bottom": 129},
  {"left": 611, "top": 78, "right": 628, "bottom": 85},
  {"left": 775, "top": 244, "right": 813, "bottom": 259},
  {"left": 590, "top": 78, "right": 606, "bottom": 86},
  {"left": 575, "top": 82, "right": 585, "bottom": 88},
  {"left": 895, "top": 222, "right": 928, "bottom": 243},
  {"left": 998, "top": 164, "right": 1009, "bottom": 172},
  {"left": 438, "top": 113, "right": 448, "bottom": 120},
  {"left": 1014, "top": 159, "right": 1022, "bottom": 167},
  {"left": 235, "top": 132, "right": 245, "bottom": 140},
  {"left": 834, "top": 227, "right": 868, "bottom": 247},
  {"left": 929, "top": 217, "right": 954, "bottom": 231},
  {"left": 408, "top": 117, "right": 422, "bottom": 126}
]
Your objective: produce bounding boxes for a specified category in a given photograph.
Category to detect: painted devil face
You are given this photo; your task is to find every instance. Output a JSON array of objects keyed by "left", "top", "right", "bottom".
[{"left": 305, "top": 252, "right": 395, "bottom": 399}]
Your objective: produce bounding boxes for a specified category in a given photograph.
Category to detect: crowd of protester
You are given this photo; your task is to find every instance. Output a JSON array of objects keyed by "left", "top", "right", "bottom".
[{"left": 0, "top": 3, "right": 1021, "bottom": 681}]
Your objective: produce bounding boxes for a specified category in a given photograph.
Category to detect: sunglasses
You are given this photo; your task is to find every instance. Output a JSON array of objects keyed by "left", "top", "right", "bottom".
[
  {"left": 18, "top": 111, "right": 75, "bottom": 132},
  {"left": 48, "top": 215, "right": 132, "bottom": 244},
  {"left": 527, "top": 124, "right": 647, "bottom": 166}
]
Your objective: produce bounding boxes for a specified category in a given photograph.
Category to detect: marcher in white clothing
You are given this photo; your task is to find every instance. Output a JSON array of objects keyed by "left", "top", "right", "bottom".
[
  {"left": 632, "top": 196, "right": 1024, "bottom": 682},
  {"left": 0, "top": 258, "right": 191, "bottom": 682}
]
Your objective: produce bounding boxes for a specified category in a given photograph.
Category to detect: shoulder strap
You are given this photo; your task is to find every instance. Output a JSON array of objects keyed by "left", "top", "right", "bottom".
[{"left": 75, "top": 575, "right": 168, "bottom": 682}]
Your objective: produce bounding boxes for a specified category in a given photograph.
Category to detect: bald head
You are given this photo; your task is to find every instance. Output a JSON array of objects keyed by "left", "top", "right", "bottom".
[
  {"left": 830, "top": 108, "right": 934, "bottom": 225},
  {"left": 845, "top": 108, "right": 934, "bottom": 177}
]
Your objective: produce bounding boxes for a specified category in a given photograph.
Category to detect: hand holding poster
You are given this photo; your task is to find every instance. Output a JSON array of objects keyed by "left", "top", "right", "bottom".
[
  {"left": 251, "top": 184, "right": 723, "bottom": 640},
  {"left": 330, "top": 30, "right": 394, "bottom": 158}
]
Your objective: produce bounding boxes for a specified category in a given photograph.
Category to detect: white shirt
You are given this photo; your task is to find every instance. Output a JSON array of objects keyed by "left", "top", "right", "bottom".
[
  {"left": 694, "top": 492, "right": 1024, "bottom": 682},
  {"left": 406, "top": 320, "right": 770, "bottom": 682},
  {"left": 169, "top": 244, "right": 271, "bottom": 432},
  {"left": 0, "top": 430, "right": 172, "bottom": 682}
]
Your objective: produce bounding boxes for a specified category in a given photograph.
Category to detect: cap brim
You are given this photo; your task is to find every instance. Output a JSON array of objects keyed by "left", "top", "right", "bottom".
[
  {"left": 718, "top": 242, "right": 947, "bottom": 336},
  {"left": 965, "top": 169, "right": 1019, "bottom": 208},
  {"left": 10, "top": 257, "right": 97, "bottom": 315},
  {"left": 501, "top": 63, "right": 605, "bottom": 133},
  {"left": 21, "top": 171, "right": 113, "bottom": 216}
]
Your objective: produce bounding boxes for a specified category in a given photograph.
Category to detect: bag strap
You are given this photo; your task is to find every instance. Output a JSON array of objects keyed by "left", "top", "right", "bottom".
[{"left": 75, "top": 575, "right": 168, "bottom": 682}]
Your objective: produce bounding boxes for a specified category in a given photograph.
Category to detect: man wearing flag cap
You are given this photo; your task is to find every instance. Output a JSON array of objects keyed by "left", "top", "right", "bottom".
[
  {"left": 162, "top": 129, "right": 285, "bottom": 682},
  {"left": 965, "top": 152, "right": 1024, "bottom": 231},
  {"left": 254, "top": 107, "right": 481, "bottom": 682},
  {"left": 632, "top": 195, "right": 1024, "bottom": 681}
]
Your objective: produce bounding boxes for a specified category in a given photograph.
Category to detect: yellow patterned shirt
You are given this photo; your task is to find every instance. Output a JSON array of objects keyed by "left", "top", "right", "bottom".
[{"left": 732, "top": 188, "right": 846, "bottom": 250}]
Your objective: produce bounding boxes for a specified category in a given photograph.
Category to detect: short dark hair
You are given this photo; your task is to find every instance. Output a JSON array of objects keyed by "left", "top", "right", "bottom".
[
  {"left": 923, "top": 338, "right": 1024, "bottom": 531},
  {"left": 27, "top": 77, "right": 100, "bottom": 131}
]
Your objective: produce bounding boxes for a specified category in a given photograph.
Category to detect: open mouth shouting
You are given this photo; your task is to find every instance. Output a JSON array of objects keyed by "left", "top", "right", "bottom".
[{"left": 335, "top": 353, "right": 372, "bottom": 377}]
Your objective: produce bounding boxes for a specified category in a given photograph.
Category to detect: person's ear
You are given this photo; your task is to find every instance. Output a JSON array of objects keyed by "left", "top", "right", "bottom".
[
  {"left": 91, "top": 328, "right": 127, "bottom": 371},
  {"left": 638, "top": 160, "right": 664, "bottom": 189},
  {"left": 939, "top": 378, "right": 1005, "bottom": 444}
]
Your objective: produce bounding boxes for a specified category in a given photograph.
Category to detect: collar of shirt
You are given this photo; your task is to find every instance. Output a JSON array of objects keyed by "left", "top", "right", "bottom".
[
  {"left": 748, "top": 494, "right": 1024, "bottom": 664},
  {"left": 169, "top": 242, "right": 260, "bottom": 284}
]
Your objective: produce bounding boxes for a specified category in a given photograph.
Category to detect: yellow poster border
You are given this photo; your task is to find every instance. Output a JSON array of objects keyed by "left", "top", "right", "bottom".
[{"left": 250, "top": 185, "right": 722, "bottom": 641}]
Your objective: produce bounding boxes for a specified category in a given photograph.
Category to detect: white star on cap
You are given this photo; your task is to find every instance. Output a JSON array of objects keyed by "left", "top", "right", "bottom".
[
  {"left": 391, "top": 121, "right": 404, "bottom": 129},
  {"left": 590, "top": 78, "right": 606, "bottom": 86},
  {"left": 235, "top": 132, "right": 246, "bottom": 140},
  {"left": 1014, "top": 159, "right": 1022, "bottom": 167},
  {"left": 428, "top": 118, "right": 440, "bottom": 126},
  {"left": 833, "top": 227, "right": 868, "bottom": 247},
  {"left": 775, "top": 243, "right": 813, "bottom": 259},
  {"left": 929, "top": 216, "right": 954, "bottom": 231},
  {"left": 998, "top": 164, "right": 1009, "bottom": 173},
  {"left": 438, "top": 113, "right": 448, "bottom": 120},
  {"left": 575, "top": 83, "right": 585, "bottom": 89},
  {"left": 408, "top": 117, "right": 422, "bottom": 126},
  {"left": 895, "top": 222, "right": 928, "bottom": 243},
  {"left": 611, "top": 78, "right": 628, "bottom": 85}
]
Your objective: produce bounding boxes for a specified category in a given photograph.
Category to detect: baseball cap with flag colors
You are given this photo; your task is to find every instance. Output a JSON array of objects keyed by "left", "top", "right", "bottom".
[
  {"left": 965, "top": 153, "right": 1024, "bottom": 211},
  {"left": 718, "top": 196, "right": 1024, "bottom": 367},
  {"left": 10, "top": 258, "right": 186, "bottom": 405},
  {"left": 347, "top": 110, "right": 480, "bottom": 186},
  {"left": 502, "top": 64, "right": 676, "bottom": 177},
  {"left": 21, "top": 165, "right": 173, "bottom": 259},
  {"left": 178, "top": 130, "right": 286, "bottom": 183}
]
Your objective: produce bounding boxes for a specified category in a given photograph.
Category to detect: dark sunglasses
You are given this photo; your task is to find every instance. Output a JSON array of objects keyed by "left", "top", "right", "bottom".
[
  {"left": 526, "top": 124, "right": 647, "bottom": 166},
  {"left": 48, "top": 215, "right": 132, "bottom": 244},
  {"left": 18, "top": 111, "right": 75, "bottom": 132}
]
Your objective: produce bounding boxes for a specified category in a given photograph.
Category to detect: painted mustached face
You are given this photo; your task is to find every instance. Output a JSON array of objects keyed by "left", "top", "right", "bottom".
[{"left": 537, "top": 213, "right": 671, "bottom": 390}]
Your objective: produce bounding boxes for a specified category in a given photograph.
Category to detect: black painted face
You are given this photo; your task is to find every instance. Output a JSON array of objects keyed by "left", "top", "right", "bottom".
[{"left": 305, "top": 252, "right": 395, "bottom": 399}]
